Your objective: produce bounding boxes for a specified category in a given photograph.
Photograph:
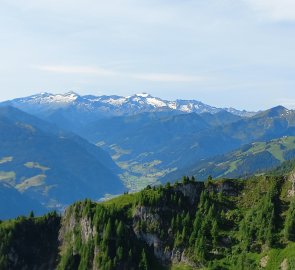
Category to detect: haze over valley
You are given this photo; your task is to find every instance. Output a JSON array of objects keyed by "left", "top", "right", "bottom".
[
  {"left": 1, "top": 0, "right": 295, "bottom": 269},
  {"left": 1, "top": 91, "right": 295, "bottom": 218}
]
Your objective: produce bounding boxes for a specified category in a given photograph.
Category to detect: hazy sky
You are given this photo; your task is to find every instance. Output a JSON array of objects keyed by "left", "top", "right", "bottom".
[{"left": 0, "top": 0, "right": 295, "bottom": 110}]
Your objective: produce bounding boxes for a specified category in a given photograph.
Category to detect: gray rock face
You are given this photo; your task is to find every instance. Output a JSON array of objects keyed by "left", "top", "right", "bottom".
[
  {"left": 131, "top": 182, "right": 205, "bottom": 265},
  {"left": 57, "top": 182, "right": 242, "bottom": 268},
  {"left": 174, "top": 182, "right": 205, "bottom": 204},
  {"left": 288, "top": 173, "right": 295, "bottom": 197},
  {"left": 207, "top": 180, "right": 241, "bottom": 196}
]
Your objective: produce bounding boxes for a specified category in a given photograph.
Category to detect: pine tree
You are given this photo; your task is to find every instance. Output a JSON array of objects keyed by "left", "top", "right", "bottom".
[
  {"left": 266, "top": 209, "right": 275, "bottom": 247},
  {"left": 189, "top": 211, "right": 201, "bottom": 245},
  {"left": 194, "top": 234, "right": 205, "bottom": 261},
  {"left": 139, "top": 249, "right": 148, "bottom": 270},
  {"left": 102, "top": 219, "right": 112, "bottom": 247},
  {"left": 199, "top": 191, "right": 206, "bottom": 208},
  {"left": 183, "top": 212, "right": 190, "bottom": 227},
  {"left": 178, "top": 197, "right": 182, "bottom": 208},
  {"left": 174, "top": 231, "right": 182, "bottom": 248},
  {"left": 171, "top": 217, "right": 176, "bottom": 232},
  {"left": 284, "top": 199, "right": 295, "bottom": 241},
  {"left": 165, "top": 182, "right": 171, "bottom": 189},
  {"left": 211, "top": 219, "right": 218, "bottom": 248},
  {"left": 182, "top": 176, "right": 189, "bottom": 184},
  {"left": 116, "top": 221, "right": 124, "bottom": 238},
  {"left": 116, "top": 246, "right": 123, "bottom": 261}
]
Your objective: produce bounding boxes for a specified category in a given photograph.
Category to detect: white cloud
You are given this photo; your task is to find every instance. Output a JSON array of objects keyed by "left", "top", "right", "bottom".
[
  {"left": 3, "top": 0, "right": 177, "bottom": 26},
  {"left": 35, "top": 64, "right": 206, "bottom": 83},
  {"left": 131, "top": 73, "right": 205, "bottom": 83},
  {"left": 35, "top": 65, "right": 116, "bottom": 77},
  {"left": 245, "top": 0, "right": 295, "bottom": 21}
]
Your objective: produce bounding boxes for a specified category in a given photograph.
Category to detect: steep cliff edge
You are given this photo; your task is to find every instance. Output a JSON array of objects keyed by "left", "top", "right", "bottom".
[
  {"left": 0, "top": 212, "right": 60, "bottom": 270},
  {"left": 55, "top": 176, "right": 295, "bottom": 269},
  {"left": 1, "top": 174, "right": 295, "bottom": 270}
]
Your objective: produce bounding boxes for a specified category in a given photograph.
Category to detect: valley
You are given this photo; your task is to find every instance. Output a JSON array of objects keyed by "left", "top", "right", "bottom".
[
  {"left": 0, "top": 106, "right": 124, "bottom": 218},
  {"left": 1, "top": 1, "right": 294, "bottom": 269},
  {"left": 1, "top": 93, "right": 295, "bottom": 269},
  {"left": 1, "top": 93, "right": 295, "bottom": 217},
  {"left": 1, "top": 160, "right": 295, "bottom": 269}
]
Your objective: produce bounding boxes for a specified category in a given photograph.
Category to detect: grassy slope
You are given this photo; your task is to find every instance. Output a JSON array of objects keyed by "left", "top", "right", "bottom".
[{"left": 164, "top": 136, "right": 295, "bottom": 184}]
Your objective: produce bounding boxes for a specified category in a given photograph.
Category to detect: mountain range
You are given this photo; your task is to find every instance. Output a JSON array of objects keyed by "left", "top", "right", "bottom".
[
  {"left": 2, "top": 92, "right": 255, "bottom": 131},
  {"left": 77, "top": 105, "right": 295, "bottom": 190},
  {"left": 78, "top": 110, "right": 243, "bottom": 190},
  {"left": 1, "top": 92, "right": 295, "bottom": 218}
]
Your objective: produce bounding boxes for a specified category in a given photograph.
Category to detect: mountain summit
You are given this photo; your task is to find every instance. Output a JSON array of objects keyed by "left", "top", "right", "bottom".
[
  {"left": 3, "top": 91, "right": 256, "bottom": 117},
  {"left": 1, "top": 92, "right": 256, "bottom": 132}
]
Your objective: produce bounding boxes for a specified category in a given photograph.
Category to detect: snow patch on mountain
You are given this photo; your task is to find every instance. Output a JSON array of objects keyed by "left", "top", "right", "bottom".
[
  {"left": 16, "top": 91, "right": 79, "bottom": 105},
  {"left": 146, "top": 97, "right": 167, "bottom": 108},
  {"left": 101, "top": 98, "right": 127, "bottom": 106},
  {"left": 135, "top": 93, "right": 150, "bottom": 98},
  {"left": 167, "top": 102, "right": 176, "bottom": 110},
  {"left": 3, "top": 91, "right": 256, "bottom": 117}
]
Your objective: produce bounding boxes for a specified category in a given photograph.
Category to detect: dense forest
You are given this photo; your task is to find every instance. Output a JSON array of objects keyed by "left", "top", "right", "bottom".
[
  {"left": 1, "top": 164, "right": 295, "bottom": 269},
  {"left": 0, "top": 211, "right": 60, "bottom": 269}
]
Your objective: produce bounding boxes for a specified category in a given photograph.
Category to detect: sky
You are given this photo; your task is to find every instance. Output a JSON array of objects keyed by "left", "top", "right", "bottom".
[{"left": 0, "top": 0, "right": 295, "bottom": 110}]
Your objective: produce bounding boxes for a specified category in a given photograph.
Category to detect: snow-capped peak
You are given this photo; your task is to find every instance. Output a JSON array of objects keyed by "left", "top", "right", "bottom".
[
  {"left": 5, "top": 91, "right": 256, "bottom": 117},
  {"left": 64, "top": 91, "right": 80, "bottom": 97},
  {"left": 51, "top": 93, "right": 79, "bottom": 103},
  {"left": 19, "top": 91, "right": 80, "bottom": 105},
  {"left": 135, "top": 93, "right": 150, "bottom": 98},
  {"left": 39, "top": 92, "right": 51, "bottom": 96},
  {"left": 146, "top": 97, "right": 167, "bottom": 108}
]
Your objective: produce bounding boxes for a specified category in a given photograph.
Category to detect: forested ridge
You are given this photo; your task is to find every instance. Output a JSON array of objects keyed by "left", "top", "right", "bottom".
[{"left": 1, "top": 167, "right": 295, "bottom": 269}]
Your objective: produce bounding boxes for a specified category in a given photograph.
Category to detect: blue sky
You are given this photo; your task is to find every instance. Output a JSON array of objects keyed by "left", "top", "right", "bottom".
[{"left": 0, "top": 0, "right": 295, "bottom": 110}]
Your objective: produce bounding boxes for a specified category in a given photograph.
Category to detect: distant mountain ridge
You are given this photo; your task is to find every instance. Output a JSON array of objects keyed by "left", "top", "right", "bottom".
[
  {"left": 3, "top": 92, "right": 295, "bottom": 201},
  {"left": 2, "top": 91, "right": 256, "bottom": 118},
  {"left": 79, "top": 105, "right": 295, "bottom": 190},
  {"left": 3, "top": 92, "right": 295, "bottom": 222}
]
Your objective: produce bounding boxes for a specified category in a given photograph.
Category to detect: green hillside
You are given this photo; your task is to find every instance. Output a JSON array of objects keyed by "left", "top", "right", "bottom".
[
  {"left": 1, "top": 164, "right": 295, "bottom": 269},
  {"left": 164, "top": 136, "right": 295, "bottom": 183}
]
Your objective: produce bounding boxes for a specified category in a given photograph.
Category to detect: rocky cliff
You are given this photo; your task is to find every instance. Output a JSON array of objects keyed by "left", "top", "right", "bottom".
[{"left": 1, "top": 175, "right": 295, "bottom": 270}]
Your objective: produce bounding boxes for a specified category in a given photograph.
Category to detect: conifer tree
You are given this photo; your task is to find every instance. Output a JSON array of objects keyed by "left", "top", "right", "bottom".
[
  {"left": 102, "top": 219, "right": 112, "bottom": 247},
  {"left": 29, "top": 211, "right": 34, "bottom": 218},
  {"left": 116, "top": 246, "right": 123, "bottom": 261},
  {"left": 211, "top": 219, "right": 218, "bottom": 248},
  {"left": 116, "top": 221, "right": 124, "bottom": 238},
  {"left": 284, "top": 199, "right": 295, "bottom": 241},
  {"left": 139, "top": 249, "right": 148, "bottom": 270},
  {"left": 194, "top": 234, "right": 205, "bottom": 261}
]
